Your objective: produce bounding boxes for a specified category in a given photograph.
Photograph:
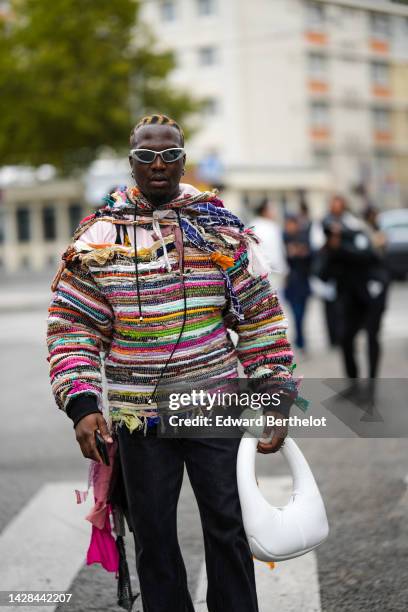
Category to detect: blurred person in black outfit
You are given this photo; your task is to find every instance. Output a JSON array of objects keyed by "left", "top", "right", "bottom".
[
  {"left": 318, "top": 195, "right": 365, "bottom": 347},
  {"left": 322, "top": 201, "right": 390, "bottom": 402},
  {"left": 283, "top": 214, "right": 312, "bottom": 351},
  {"left": 297, "top": 190, "right": 312, "bottom": 234}
]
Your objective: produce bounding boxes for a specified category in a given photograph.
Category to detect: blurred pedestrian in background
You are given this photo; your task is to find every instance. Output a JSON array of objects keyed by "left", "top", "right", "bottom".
[
  {"left": 250, "top": 198, "right": 288, "bottom": 289},
  {"left": 297, "top": 190, "right": 312, "bottom": 234},
  {"left": 322, "top": 194, "right": 366, "bottom": 237},
  {"left": 316, "top": 195, "right": 364, "bottom": 348},
  {"left": 283, "top": 213, "right": 312, "bottom": 351},
  {"left": 363, "top": 204, "right": 388, "bottom": 253},
  {"left": 318, "top": 198, "right": 390, "bottom": 402}
]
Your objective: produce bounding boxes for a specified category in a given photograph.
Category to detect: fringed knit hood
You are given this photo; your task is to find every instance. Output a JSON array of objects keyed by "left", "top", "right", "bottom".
[{"left": 54, "top": 184, "right": 269, "bottom": 321}]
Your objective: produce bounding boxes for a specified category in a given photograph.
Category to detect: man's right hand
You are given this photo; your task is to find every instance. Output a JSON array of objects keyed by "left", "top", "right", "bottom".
[{"left": 74, "top": 412, "right": 113, "bottom": 463}]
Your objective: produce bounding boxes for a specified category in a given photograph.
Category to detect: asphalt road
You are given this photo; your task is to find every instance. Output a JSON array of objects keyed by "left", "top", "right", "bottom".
[{"left": 0, "top": 280, "right": 407, "bottom": 611}]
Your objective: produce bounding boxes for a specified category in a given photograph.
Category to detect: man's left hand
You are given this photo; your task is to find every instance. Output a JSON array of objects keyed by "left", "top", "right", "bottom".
[{"left": 257, "top": 410, "right": 288, "bottom": 454}]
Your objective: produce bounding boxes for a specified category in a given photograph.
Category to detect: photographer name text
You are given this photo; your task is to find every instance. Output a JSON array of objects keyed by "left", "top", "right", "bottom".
[{"left": 168, "top": 415, "right": 327, "bottom": 428}]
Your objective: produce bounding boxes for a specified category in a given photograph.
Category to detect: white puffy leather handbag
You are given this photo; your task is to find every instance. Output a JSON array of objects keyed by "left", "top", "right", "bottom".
[{"left": 237, "top": 433, "right": 329, "bottom": 561}]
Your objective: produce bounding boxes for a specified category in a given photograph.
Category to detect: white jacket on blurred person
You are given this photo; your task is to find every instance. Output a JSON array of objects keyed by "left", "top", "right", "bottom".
[{"left": 250, "top": 215, "right": 288, "bottom": 289}]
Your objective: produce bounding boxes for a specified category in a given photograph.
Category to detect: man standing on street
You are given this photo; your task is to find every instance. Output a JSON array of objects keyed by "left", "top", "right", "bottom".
[{"left": 47, "top": 114, "right": 295, "bottom": 611}]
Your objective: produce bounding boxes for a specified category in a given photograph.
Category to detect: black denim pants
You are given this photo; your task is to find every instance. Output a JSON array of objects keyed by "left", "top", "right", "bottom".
[{"left": 116, "top": 426, "right": 259, "bottom": 612}]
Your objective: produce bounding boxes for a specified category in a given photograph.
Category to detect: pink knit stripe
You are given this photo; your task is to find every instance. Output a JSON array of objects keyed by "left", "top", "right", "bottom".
[{"left": 53, "top": 357, "right": 95, "bottom": 375}]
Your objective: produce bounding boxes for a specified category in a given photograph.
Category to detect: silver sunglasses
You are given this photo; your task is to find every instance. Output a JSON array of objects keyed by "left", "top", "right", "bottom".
[{"left": 129, "top": 147, "right": 185, "bottom": 164}]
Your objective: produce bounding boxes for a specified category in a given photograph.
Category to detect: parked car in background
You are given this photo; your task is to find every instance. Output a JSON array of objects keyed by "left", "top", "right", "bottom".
[{"left": 378, "top": 209, "right": 408, "bottom": 280}]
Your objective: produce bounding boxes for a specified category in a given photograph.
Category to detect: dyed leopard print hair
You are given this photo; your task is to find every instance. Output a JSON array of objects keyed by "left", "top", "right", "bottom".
[{"left": 130, "top": 114, "right": 184, "bottom": 147}]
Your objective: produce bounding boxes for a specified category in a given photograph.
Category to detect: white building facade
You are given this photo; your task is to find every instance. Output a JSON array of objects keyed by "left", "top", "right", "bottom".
[
  {"left": 140, "top": 0, "right": 408, "bottom": 215},
  {"left": 0, "top": 179, "right": 87, "bottom": 272}
]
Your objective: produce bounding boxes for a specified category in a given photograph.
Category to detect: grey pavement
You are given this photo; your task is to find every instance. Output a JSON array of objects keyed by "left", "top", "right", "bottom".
[
  {"left": 0, "top": 277, "right": 407, "bottom": 611},
  {"left": 0, "top": 270, "right": 55, "bottom": 312}
]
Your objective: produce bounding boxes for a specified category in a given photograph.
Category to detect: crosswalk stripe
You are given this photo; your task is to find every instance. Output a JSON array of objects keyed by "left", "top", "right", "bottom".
[
  {"left": 253, "top": 551, "right": 321, "bottom": 612},
  {"left": 194, "top": 476, "right": 322, "bottom": 612},
  {"left": 0, "top": 482, "right": 90, "bottom": 612}
]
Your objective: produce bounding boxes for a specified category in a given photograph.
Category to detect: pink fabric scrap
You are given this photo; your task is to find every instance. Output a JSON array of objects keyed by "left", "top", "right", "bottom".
[
  {"left": 86, "top": 505, "right": 119, "bottom": 572},
  {"left": 76, "top": 441, "right": 120, "bottom": 573}
]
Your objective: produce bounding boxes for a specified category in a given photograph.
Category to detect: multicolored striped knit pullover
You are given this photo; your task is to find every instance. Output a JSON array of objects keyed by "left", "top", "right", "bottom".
[{"left": 47, "top": 184, "right": 294, "bottom": 432}]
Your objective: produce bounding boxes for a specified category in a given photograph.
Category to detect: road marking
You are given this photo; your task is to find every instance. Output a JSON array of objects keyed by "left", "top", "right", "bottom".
[
  {"left": 194, "top": 476, "right": 322, "bottom": 612},
  {"left": 0, "top": 482, "right": 90, "bottom": 612}
]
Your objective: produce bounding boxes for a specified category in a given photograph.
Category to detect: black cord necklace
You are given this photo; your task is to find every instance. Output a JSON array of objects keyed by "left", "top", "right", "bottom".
[
  {"left": 133, "top": 204, "right": 143, "bottom": 323},
  {"left": 132, "top": 204, "right": 187, "bottom": 407}
]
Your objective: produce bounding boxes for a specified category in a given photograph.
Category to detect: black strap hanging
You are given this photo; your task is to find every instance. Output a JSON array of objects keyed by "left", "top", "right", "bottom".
[{"left": 116, "top": 535, "right": 139, "bottom": 611}]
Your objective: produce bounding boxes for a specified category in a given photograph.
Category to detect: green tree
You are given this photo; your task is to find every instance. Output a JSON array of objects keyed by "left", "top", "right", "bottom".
[{"left": 0, "top": 0, "right": 200, "bottom": 170}]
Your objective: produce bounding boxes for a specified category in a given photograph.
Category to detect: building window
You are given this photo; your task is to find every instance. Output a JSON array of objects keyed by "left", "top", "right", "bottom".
[
  {"left": 16, "top": 206, "right": 30, "bottom": 243},
  {"left": 306, "top": 2, "right": 325, "bottom": 28},
  {"left": 203, "top": 98, "right": 219, "bottom": 116},
  {"left": 160, "top": 0, "right": 176, "bottom": 22},
  {"left": 371, "top": 61, "right": 390, "bottom": 87},
  {"left": 197, "top": 0, "right": 215, "bottom": 16},
  {"left": 198, "top": 46, "right": 217, "bottom": 66},
  {"left": 68, "top": 203, "right": 82, "bottom": 235},
  {"left": 374, "top": 153, "right": 393, "bottom": 180},
  {"left": 314, "top": 149, "right": 331, "bottom": 168},
  {"left": 339, "top": 6, "right": 354, "bottom": 19},
  {"left": 308, "top": 52, "right": 328, "bottom": 78},
  {"left": 310, "top": 102, "right": 330, "bottom": 128},
  {"left": 372, "top": 107, "right": 391, "bottom": 132},
  {"left": 370, "top": 13, "right": 390, "bottom": 39},
  {"left": 42, "top": 205, "right": 56, "bottom": 241}
]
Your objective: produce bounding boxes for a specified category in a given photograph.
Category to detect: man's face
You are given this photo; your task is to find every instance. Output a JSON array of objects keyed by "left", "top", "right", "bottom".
[
  {"left": 285, "top": 218, "right": 298, "bottom": 235},
  {"left": 330, "top": 197, "right": 345, "bottom": 217},
  {"left": 129, "top": 124, "right": 186, "bottom": 207}
]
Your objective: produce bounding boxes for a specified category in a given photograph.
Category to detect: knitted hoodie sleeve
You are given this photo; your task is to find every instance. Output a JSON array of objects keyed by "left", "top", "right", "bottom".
[
  {"left": 47, "top": 255, "right": 113, "bottom": 417},
  {"left": 224, "top": 233, "right": 294, "bottom": 381}
]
